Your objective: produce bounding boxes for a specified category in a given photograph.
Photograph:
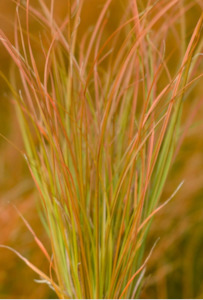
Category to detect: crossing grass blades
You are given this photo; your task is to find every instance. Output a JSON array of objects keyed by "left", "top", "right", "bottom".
[{"left": 0, "top": 0, "right": 203, "bottom": 298}]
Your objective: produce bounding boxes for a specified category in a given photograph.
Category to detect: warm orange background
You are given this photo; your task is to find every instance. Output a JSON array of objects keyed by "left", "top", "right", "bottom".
[{"left": 0, "top": 1, "right": 203, "bottom": 298}]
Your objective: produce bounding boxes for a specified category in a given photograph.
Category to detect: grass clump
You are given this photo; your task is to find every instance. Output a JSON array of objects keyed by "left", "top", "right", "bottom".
[{"left": 0, "top": 0, "right": 202, "bottom": 298}]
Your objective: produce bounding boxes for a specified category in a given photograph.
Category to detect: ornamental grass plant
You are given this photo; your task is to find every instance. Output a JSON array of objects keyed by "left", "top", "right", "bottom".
[{"left": 0, "top": 0, "right": 203, "bottom": 298}]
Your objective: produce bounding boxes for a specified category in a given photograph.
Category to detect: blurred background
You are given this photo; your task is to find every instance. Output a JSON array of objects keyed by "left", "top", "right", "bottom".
[{"left": 0, "top": 0, "right": 202, "bottom": 298}]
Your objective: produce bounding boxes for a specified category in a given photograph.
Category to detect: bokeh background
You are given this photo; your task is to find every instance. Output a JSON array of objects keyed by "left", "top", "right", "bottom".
[{"left": 0, "top": 0, "right": 203, "bottom": 298}]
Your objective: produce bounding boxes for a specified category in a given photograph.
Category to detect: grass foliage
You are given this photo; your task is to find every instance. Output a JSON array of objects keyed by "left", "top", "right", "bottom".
[{"left": 0, "top": 0, "right": 202, "bottom": 298}]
